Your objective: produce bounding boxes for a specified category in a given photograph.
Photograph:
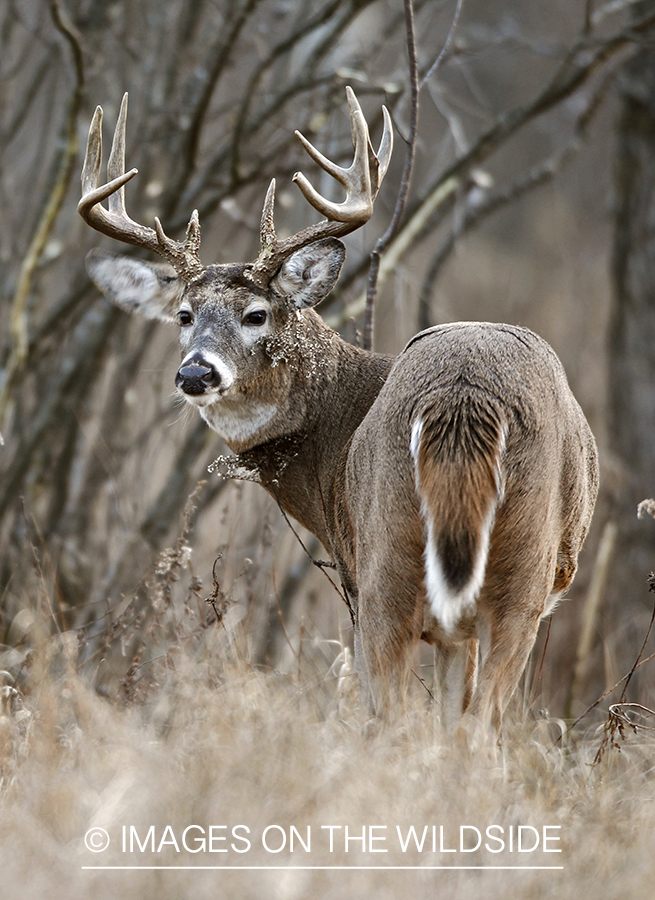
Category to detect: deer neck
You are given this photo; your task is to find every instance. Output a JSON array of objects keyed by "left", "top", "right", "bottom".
[{"left": 223, "top": 309, "right": 394, "bottom": 548}]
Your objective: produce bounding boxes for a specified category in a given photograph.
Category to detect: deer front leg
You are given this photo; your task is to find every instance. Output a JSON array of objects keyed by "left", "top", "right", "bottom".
[
  {"left": 354, "top": 584, "right": 423, "bottom": 722},
  {"left": 345, "top": 454, "right": 426, "bottom": 722}
]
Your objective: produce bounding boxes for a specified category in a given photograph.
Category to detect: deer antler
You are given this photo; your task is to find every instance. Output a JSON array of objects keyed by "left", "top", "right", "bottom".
[
  {"left": 78, "top": 93, "right": 203, "bottom": 281},
  {"left": 250, "top": 86, "right": 393, "bottom": 284}
]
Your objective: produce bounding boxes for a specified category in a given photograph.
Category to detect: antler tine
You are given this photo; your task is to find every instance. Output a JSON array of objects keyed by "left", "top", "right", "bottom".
[
  {"left": 249, "top": 86, "right": 393, "bottom": 284},
  {"left": 80, "top": 105, "right": 103, "bottom": 197},
  {"left": 79, "top": 103, "right": 139, "bottom": 218},
  {"left": 292, "top": 86, "right": 392, "bottom": 223},
  {"left": 78, "top": 94, "right": 203, "bottom": 281},
  {"left": 260, "top": 179, "right": 277, "bottom": 250},
  {"left": 106, "top": 93, "right": 129, "bottom": 216},
  {"left": 373, "top": 105, "right": 393, "bottom": 192}
]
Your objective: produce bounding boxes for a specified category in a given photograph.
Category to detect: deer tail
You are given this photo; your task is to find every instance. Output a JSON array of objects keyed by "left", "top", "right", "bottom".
[{"left": 410, "top": 398, "right": 506, "bottom": 633}]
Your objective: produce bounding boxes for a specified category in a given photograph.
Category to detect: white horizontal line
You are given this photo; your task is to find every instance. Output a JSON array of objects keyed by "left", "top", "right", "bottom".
[{"left": 82, "top": 865, "right": 564, "bottom": 871}]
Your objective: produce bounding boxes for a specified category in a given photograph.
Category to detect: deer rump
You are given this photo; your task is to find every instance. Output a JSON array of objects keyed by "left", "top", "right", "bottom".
[{"left": 344, "top": 322, "right": 597, "bottom": 729}]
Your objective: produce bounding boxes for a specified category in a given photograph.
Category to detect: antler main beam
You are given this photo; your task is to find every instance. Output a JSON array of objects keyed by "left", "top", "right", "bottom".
[
  {"left": 251, "top": 86, "right": 393, "bottom": 283},
  {"left": 78, "top": 93, "right": 203, "bottom": 281}
]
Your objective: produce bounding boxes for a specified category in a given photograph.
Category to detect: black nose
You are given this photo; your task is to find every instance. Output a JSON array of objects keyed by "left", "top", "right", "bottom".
[{"left": 175, "top": 354, "right": 220, "bottom": 395}]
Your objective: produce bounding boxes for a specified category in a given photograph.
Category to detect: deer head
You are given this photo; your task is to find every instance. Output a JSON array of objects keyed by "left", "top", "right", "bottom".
[{"left": 79, "top": 90, "right": 392, "bottom": 447}]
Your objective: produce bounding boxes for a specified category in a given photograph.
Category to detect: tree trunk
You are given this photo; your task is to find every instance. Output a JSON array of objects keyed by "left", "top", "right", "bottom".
[{"left": 607, "top": 3, "right": 655, "bottom": 688}]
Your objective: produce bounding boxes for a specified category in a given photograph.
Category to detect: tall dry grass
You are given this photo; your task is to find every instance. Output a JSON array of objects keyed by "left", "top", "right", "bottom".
[{"left": 1, "top": 522, "right": 654, "bottom": 900}]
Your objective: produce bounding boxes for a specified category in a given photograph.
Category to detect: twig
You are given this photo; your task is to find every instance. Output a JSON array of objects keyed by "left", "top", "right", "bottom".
[
  {"left": 531, "top": 615, "right": 552, "bottom": 706},
  {"left": 363, "top": 0, "right": 419, "bottom": 350},
  {"left": 273, "top": 494, "right": 354, "bottom": 625},
  {"left": 0, "top": 0, "right": 85, "bottom": 438},
  {"left": 555, "top": 647, "right": 655, "bottom": 745},
  {"left": 607, "top": 702, "right": 655, "bottom": 734},
  {"left": 271, "top": 566, "right": 300, "bottom": 662},
  {"left": 420, "top": 0, "right": 464, "bottom": 88},
  {"left": 412, "top": 667, "right": 437, "bottom": 703},
  {"left": 205, "top": 554, "right": 233, "bottom": 626},
  {"left": 334, "top": 10, "right": 646, "bottom": 331},
  {"left": 227, "top": 0, "right": 346, "bottom": 194},
  {"left": 173, "top": 0, "right": 262, "bottom": 198},
  {"left": 576, "top": 496, "right": 655, "bottom": 750},
  {"left": 566, "top": 521, "right": 617, "bottom": 719},
  {"left": 617, "top": 589, "right": 655, "bottom": 705},
  {"left": 417, "top": 54, "right": 621, "bottom": 327},
  {"left": 170, "top": 0, "right": 373, "bottom": 221}
]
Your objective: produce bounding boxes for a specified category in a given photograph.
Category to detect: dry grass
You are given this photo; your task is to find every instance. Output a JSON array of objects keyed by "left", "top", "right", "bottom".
[{"left": 1, "top": 573, "right": 655, "bottom": 900}]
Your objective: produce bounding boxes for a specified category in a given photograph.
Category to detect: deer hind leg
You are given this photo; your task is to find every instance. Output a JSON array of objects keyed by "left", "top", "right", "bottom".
[
  {"left": 460, "top": 581, "right": 549, "bottom": 744},
  {"left": 433, "top": 638, "right": 479, "bottom": 732},
  {"left": 461, "top": 532, "right": 585, "bottom": 738}
]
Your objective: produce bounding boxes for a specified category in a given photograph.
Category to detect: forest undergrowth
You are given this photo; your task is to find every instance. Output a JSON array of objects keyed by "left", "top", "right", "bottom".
[{"left": 1, "top": 496, "right": 654, "bottom": 900}]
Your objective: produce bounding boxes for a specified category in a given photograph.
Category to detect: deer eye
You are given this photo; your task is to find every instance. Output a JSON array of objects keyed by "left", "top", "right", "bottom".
[
  {"left": 243, "top": 309, "right": 267, "bottom": 327},
  {"left": 178, "top": 309, "right": 193, "bottom": 326}
]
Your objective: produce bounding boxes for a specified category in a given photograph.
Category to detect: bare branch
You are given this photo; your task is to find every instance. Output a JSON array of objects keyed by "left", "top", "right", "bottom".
[
  {"left": 333, "top": 9, "right": 653, "bottom": 331},
  {"left": 0, "top": 53, "right": 53, "bottom": 147},
  {"left": 163, "top": 0, "right": 264, "bottom": 211},
  {"left": 363, "top": 0, "right": 419, "bottom": 350},
  {"left": 178, "top": 0, "right": 369, "bottom": 218},
  {"left": 417, "top": 52, "right": 623, "bottom": 327},
  {"left": 0, "top": 0, "right": 85, "bottom": 437},
  {"left": 420, "top": 0, "right": 464, "bottom": 89}
]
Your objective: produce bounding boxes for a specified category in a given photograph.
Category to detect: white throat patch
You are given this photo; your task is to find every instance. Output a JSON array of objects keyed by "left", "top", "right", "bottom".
[{"left": 200, "top": 400, "right": 278, "bottom": 445}]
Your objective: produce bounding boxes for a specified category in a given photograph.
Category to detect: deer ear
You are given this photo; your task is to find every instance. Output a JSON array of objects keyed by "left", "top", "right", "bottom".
[
  {"left": 85, "top": 249, "right": 184, "bottom": 322},
  {"left": 270, "top": 238, "right": 345, "bottom": 309}
]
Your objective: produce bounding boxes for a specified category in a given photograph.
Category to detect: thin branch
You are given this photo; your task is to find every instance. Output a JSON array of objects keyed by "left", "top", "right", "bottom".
[
  {"left": 565, "top": 520, "right": 617, "bottom": 719},
  {"left": 592, "top": 597, "right": 655, "bottom": 764},
  {"left": 531, "top": 615, "right": 553, "bottom": 705},
  {"left": 425, "top": 9, "right": 655, "bottom": 196},
  {"left": 555, "top": 646, "right": 655, "bottom": 744},
  {"left": 416, "top": 50, "right": 622, "bottom": 327},
  {"left": 363, "top": 0, "right": 419, "bottom": 350},
  {"left": 420, "top": 0, "right": 464, "bottom": 89},
  {"left": 0, "top": 52, "right": 53, "bottom": 147},
  {"left": 326, "top": 173, "right": 459, "bottom": 329},
  {"left": 162, "top": 0, "right": 263, "bottom": 216},
  {"left": 618, "top": 591, "right": 655, "bottom": 704},
  {"left": 0, "top": 304, "right": 121, "bottom": 523},
  {"left": 178, "top": 0, "right": 368, "bottom": 218},
  {"left": 0, "top": 0, "right": 85, "bottom": 438},
  {"left": 273, "top": 493, "right": 354, "bottom": 623},
  {"left": 332, "top": 11, "right": 651, "bottom": 330},
  {"left": 140, "top": 421, "right": 218, "bottom": 548},
  {"left": 228, "top": 0, "right": 346, "bottom": 192}
]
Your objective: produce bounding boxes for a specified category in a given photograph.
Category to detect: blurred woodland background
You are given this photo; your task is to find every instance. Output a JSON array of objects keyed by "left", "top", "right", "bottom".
[{"left": 1, "top": 0, "right": 655, "bottom": 720}]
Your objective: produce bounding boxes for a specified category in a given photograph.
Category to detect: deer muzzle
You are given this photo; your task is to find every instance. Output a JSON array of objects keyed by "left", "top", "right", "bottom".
[{"left": 175, "top": 353, "right": 222, "bottom": 396}]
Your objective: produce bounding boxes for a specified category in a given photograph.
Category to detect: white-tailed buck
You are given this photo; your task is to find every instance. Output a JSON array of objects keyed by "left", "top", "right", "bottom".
[{"left": 79, "top": 89, "right": 598, "bottom": 736}]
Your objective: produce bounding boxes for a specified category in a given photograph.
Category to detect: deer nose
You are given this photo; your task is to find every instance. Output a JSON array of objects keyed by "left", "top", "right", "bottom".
[{"left": 175, "top": 354, "right": 221, "bottom": 395}]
